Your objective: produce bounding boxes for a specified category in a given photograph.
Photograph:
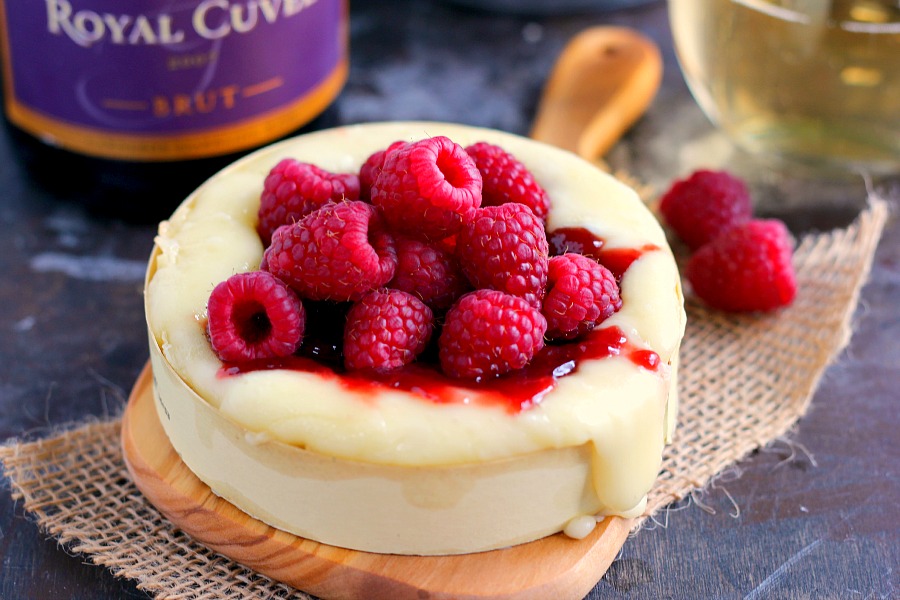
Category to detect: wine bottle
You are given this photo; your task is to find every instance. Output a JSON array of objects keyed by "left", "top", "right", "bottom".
[{"left": 0, "top": 0, "right": 348, "bottom": 220}]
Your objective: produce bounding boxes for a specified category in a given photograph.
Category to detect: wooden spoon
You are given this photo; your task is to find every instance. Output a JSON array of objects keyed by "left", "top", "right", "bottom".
[{"left": 531, "top": 26, "right": 663, "bottom": 161}]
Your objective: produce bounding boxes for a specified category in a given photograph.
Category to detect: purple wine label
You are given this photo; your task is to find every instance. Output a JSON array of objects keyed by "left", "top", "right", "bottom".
[{"left": 0, "top": 0, "right": 347, "bottom": 160}]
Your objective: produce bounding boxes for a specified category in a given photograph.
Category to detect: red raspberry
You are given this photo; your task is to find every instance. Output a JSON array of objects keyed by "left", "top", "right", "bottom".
[
  {"left": 207, "top": 271, "right": 305, "bottom": 362},
  {"left": 465, "top": 142, "right": 550, "bottom": 220},
  {"left": 266, "top": 201, "right": 397, "bottom": 302},
  {"left": 456, "top": 203, "right": 549, "bottom": 308},
  {"left": 359, "top": 141, "right": 406, "bottom": 201},
  {"left": 344, "top": 289, "right": 434, "bottom": 372},
  {"left": 659, "top": 169, "right": 752, "bottom": 250},
  {"left": 257, "top": 159, "right": 361, "bottom": 244},
  {"left": 439, "top": 290, "right": 547, "bottom": 380},
  {"left": 543, "top": 253, "right": 622, "bottom": 341},
  {"left": 388, "top": 235, "right": 470, "bottom": 311},
  {"left": 370, "top": 136, "right": 483, "bottom": 241},
  {"left": 686, "top": 219, "right": 796, "bottom": 312}
]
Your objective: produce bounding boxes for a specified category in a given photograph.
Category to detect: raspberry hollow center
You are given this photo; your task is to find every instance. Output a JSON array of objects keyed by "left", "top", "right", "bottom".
[
  {"left": 437, "top": 151, "right": 472, "bottom": 189},
  {"left": 233, "top": 301, "right": 272, "bottom": 344}
]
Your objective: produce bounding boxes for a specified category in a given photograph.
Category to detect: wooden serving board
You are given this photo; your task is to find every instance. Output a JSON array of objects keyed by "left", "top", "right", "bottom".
[{"left": 122, "top": 364, "right": 632, "bottom": 600}]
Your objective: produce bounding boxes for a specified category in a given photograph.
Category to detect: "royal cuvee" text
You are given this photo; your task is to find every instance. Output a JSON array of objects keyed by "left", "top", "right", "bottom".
[{"left": 45, "top": 0, "right": 319, "bottom": 47}]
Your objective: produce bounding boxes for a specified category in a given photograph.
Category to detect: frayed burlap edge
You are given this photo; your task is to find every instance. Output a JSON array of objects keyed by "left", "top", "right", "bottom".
[
  {"left": 0, "top": 418, "right": 311, "bottom": 599},
  {"left": 0, "top": 199, "right": 889, "bottom": 600},
  {"left": 641, "top": 197, "right": 889, "bottom": 521}
]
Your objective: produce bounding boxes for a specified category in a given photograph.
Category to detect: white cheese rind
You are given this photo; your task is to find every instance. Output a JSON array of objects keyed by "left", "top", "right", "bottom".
[{"left": 150, "top": 339, "right": 605, "bottom": 554}]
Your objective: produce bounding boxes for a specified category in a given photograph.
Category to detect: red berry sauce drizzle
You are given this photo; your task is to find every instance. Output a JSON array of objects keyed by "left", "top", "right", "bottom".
[
  {"left": 220, "top": 228, "right": 660, "bottom": 413},
  {"left": 221, "top": 325, "right": 659, "bottom": 413},
  {"left": 547, "top": 227, "right": 659, "bottom": 282}
]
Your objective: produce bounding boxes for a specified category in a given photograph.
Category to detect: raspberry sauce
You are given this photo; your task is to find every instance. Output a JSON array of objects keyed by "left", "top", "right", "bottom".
[
  {"left": 219, "top": 230, "right": 663, "bottom": 411},
  {"left": 220, "top": 325, "right": 661, "bottom": 413},
  {"left": 548, "top": 227, "right": 659, "bottom": 281}
]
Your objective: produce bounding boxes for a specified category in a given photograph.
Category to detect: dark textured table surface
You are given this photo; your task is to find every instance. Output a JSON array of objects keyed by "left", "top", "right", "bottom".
[{"left": 1, "top": 1, "right": 897, "bottom": 599}]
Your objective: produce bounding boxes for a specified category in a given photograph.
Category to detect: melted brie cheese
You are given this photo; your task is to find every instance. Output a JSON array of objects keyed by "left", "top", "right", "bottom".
[{"left": 144, "top": 121, "right": 686, "bottom": 554}]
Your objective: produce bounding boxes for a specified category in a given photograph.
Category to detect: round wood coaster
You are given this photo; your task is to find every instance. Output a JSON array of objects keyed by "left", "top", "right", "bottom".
[{"left": 121, "top": 364, "right": 631, "bottom": 600}]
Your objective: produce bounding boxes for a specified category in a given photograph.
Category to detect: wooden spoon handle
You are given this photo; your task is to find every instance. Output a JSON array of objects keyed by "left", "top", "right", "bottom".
[{"left": 530, "top": 26, "right": 662, "bottom": 161}]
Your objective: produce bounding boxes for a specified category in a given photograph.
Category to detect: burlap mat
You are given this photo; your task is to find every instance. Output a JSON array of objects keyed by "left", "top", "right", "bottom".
[{"left": 0, "top": 199, "right": 889, "bottom": 600}]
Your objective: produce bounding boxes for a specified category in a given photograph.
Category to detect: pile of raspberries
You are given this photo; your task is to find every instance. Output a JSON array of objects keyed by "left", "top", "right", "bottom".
[{"left": 206, "top": 135, "right": 623, "bottom": 380}]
